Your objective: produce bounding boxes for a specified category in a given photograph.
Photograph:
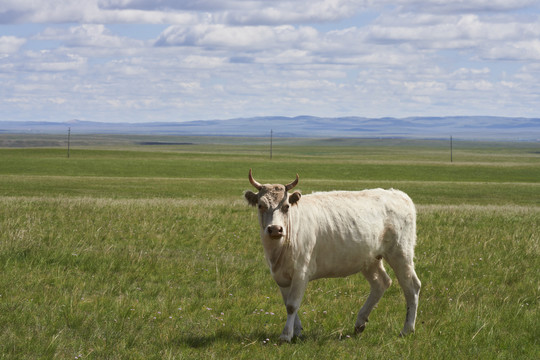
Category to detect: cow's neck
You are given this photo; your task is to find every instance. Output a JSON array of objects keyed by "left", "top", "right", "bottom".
[{"left": 262, "top": 237, "right": 289, "bottom": 273}]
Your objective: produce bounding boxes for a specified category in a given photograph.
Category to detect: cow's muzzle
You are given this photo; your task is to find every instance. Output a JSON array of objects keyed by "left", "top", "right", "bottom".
[{"left": 266, "top": 225, "right": 284, "bottom": 239}]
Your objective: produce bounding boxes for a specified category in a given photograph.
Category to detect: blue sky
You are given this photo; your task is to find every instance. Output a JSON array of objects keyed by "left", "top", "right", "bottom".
[{"left": 1, "top": 0, "right": 539, "bottom": 123}]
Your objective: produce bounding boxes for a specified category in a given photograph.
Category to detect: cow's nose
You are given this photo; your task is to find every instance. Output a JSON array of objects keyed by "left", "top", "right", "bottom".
[{"left": 267, "top": 225, "right": 284, "bottom": 238}]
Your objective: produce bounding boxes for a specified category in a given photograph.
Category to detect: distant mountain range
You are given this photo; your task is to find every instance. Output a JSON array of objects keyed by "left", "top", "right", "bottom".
[{"left": 0, "top": 116, "right": 539, "bottom": 141}]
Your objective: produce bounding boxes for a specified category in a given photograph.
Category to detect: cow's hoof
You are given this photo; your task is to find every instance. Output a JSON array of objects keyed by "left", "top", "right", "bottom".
[
  {"left": 279, "top": 334, "right": 292, "bottom": 343},
  {"left": 355, "top": 324, "right": 366, "bottom": 334},
  {"left": 399, "top": 327, "right": 415, "bottom": 337}
]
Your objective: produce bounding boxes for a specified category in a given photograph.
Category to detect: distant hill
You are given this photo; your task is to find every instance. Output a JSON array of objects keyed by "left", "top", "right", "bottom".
[{"left": 0, "top": 116, "right": 538, "bottom": 141}]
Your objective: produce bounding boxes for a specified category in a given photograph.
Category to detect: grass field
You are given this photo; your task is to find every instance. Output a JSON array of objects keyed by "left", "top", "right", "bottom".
[{"left": 0, "top": 136, "right": 538, "bottom": 359}]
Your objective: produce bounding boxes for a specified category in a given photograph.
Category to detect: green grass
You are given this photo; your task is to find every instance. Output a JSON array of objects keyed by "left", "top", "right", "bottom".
[{"left": 0, "top": 137, "right": 538, "bottom": 359}]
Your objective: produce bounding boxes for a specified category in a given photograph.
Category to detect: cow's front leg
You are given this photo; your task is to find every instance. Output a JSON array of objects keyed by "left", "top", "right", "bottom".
[
  {"left": 279, "top": 276, "right": 308, "bottom": 342},
  {"left": 279, "top": 286, "right": 303, "bottom": 338}
]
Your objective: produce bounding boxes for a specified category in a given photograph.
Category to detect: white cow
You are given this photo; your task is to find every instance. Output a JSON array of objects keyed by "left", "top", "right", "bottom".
[{"left": 245, "top": 169, "right": 421, "bottom": 342}]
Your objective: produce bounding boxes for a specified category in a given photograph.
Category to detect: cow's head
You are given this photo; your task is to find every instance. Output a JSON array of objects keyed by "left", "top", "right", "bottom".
[{"left": 245, "top": 169, "right": 301, "bottom": 240}]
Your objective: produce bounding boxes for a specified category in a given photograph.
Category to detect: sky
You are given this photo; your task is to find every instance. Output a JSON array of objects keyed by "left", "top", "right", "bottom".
[{"left": 1, "top": 0, "right": 539, "bottom": 123}]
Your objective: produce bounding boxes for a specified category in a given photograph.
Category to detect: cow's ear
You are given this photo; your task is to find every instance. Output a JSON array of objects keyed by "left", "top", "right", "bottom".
[
  {"left": 289, "top": 191, "right": 301, "bottom": 206},
  {"left": 244, "top": 191, "right": 258, "bottom": 207}
]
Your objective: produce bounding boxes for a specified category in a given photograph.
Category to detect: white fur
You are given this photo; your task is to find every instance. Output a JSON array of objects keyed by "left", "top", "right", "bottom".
[{"left": 253, "top": 188, "right": 421, "bottom": 342}]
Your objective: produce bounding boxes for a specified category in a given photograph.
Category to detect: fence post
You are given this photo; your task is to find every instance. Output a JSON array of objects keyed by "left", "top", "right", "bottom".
[{"left": 270, "top": 129, "right": 273, "bottom": 160}]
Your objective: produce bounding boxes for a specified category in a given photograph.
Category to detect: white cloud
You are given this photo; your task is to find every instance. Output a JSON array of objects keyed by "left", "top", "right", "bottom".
[
  {"left": 37, "top": 24, "right": 144, "bottom": 48},
  {"left": 217, "top": 0, "right": 369, "bottom": 25},
  {"left": 1, "top": 1, "right": 99, "bottom": 23},
  {"left": 48, "top": 97, "right": 67, "bottom": 104},
  {"left": 451, "top": 67, "right": 490, "bottom": 77},
  {"left": 1, "top": 0, "right": 202, "bottom": 24},
  {"left": 368, "top": 13, "right": 540, "bottom": 47},
  {"left": 1, "top": 0, "right": 367, "bottom": 25},
  {"left": 486, "top": 40, "right": 540, "bottom": 61},
  {"left": 454, "top": 80, "right": 493, "bottom": 91},
  {"left": 394, "top": 0, "right": 537, "bottom": 13},
  {"left": 18, "top": 50, "right": 87, "bottom": 73},
  {"left": 155, "top": 24, "right": 318, "bottom": 52},
  {"left": 403, "top": 80, "right": 447, "bottom": 93},
  {"left": 0, "top": 36, "right": 26, "bottom": 54}
]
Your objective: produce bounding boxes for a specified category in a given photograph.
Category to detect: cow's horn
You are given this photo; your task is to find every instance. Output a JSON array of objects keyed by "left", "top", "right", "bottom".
[
  {"left": 249, "top": 169, "right": 263, "bottom": 190},
  {"left": 285, "top": 173, "right": 299, "bottom": 191}
]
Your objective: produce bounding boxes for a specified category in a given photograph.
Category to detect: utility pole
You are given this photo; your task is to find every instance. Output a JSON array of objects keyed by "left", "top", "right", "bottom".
[
  {"left": 270, "top": 129, "right": 273, "bottom": 160},
  {"left": 450, "top": 135, "right": 453, "bottom": 163},
  {"left": 67, "top": 127, "right": 71, "bottom": 158}
]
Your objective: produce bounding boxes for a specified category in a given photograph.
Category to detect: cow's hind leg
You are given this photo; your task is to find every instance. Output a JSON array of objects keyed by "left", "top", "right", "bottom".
[
  {"left": 355, "top": 259, "right": 392, "bottom": 334},
  {"left": 385, "top": 253, "right": 421, "bottom": 336}
]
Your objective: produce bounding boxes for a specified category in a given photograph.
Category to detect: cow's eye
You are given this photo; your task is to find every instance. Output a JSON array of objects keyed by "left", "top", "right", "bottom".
[
  {"left": 282, "top": 204, "right": 290, "bottom": 213},
  {"left": 258, "top": 204, "right": 266, "bottom": 211}
]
